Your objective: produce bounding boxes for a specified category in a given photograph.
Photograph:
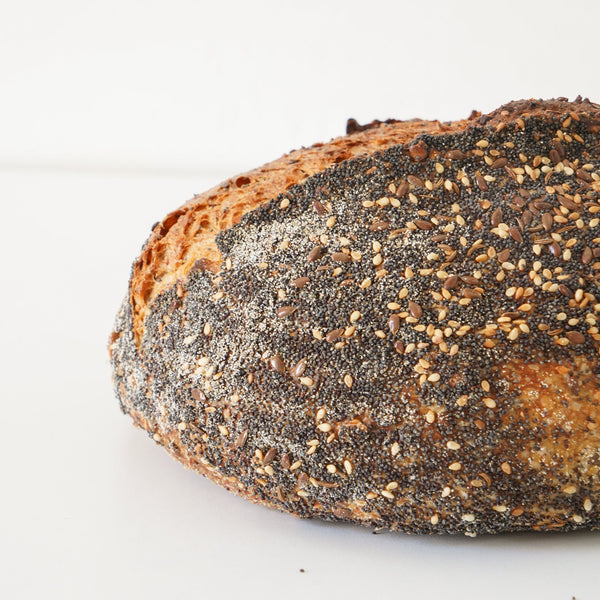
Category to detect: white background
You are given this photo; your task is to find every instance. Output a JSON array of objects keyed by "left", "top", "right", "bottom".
[{"left": 2, "top": 1, "right": 600, "bottom": 599}]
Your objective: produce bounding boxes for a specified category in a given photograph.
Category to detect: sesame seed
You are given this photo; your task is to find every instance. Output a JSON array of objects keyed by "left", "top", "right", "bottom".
[
  {"left": 456, "top": 395, "right": 468, "bottom": 406},
  {"left": 483, "top": 397, "right": 497, "bottom": 409}
]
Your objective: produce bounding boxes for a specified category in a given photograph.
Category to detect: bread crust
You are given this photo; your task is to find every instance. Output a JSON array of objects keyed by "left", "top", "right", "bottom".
[
  {"left": 111, "top": 97, "right": 600, "bottom": 534},
  {"left": 128, "top": 117, "right": 474, "bottom": 347}
]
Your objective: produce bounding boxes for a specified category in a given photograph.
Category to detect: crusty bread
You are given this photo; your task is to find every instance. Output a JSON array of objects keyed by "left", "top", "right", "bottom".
[{"left": 110, "top": 98, "right": 600, "bottom": 535}]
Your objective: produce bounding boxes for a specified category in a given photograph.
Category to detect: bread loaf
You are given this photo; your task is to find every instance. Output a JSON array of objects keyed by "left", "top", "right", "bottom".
[{"left": 110, "top": 98, "right": 600, "bottom": 535}]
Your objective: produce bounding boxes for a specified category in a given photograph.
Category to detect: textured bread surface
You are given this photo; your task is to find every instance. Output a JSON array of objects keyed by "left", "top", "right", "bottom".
[{"left": 110, "top": 98, "right": 600, "bottom": 535}]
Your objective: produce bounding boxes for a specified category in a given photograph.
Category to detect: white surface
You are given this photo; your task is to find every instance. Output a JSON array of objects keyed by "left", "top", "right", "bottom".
[
  {"left": 2, "top": 1, "right": 600, "bottom": 598},
  {"left": 2, "top": 0, "right": 600, "bottom": 174},
  {"left": 2, "top": 161, "right": 599, "bottom": 600}
]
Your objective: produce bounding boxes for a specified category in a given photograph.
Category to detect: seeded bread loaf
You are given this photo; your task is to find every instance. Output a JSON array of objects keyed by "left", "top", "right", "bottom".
[{"left": 110, "top": 97, "right": 600, "bottom": 535}]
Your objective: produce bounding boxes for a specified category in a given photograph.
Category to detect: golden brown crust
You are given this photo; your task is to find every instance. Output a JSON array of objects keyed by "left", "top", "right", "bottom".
[
  {"left": 111, "top": 97, "right": 600, "bottom": 535},
  {"left": 128, "top": 117, "right": 472, "bottom": 348}
]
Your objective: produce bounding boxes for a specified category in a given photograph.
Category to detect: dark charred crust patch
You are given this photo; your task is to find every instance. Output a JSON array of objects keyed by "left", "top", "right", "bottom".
[{"left": 346, "top": 117, "right": 401, "bottom": 135}]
